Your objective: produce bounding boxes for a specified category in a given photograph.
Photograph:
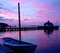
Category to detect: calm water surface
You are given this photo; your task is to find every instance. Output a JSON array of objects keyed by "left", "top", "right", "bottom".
[{"left": 0, "top": 28, "right": 60, "bottom": 53}]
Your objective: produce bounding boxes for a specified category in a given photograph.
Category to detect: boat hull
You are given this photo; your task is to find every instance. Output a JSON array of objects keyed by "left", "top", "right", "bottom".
[{"left": 2, "top": 37, "right": 37, "bottom": 53}]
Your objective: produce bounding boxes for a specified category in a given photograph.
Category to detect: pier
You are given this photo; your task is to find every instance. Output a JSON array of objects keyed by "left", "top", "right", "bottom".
[{"left": 4, "top": 26, "right": 59, "bottom": 32}]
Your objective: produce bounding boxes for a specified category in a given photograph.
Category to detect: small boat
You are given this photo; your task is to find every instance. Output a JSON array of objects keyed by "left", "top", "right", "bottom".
[
  {"left": 2, "top": 37, "right": 36, "bottom": 53},
  {"left": 2, "top": 2, "right": 37, "bottom": 53}
]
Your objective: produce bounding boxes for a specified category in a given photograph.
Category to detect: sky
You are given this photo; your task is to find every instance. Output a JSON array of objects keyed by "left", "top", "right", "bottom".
[{"left": 0, "top": 0, "right": 60, "bottom": 26}]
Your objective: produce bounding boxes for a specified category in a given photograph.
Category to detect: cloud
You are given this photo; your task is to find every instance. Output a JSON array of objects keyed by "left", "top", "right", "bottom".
[
  {"left": 0, "top": 16, "right": 13, "bottom": 21},
  {"left": 0, "top": 0, "right": 60, "bottom": 26},
  {"left": 0, "top": 16, "right": 18, "bottom": 26},
  {"left": 0, "top": 6, "right": 18, "bottom": 19},
  {"left": 10, "top": 0, "right": 20, "bottom": 3}
]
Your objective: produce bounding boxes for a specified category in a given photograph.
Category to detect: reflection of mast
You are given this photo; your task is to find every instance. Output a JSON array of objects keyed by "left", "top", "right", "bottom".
[
  {"left": 57, "top": 17, "right": 58, "bottom": 26},
  {"left": 18, "top": 3, "right": 21, "bottom": 43}
]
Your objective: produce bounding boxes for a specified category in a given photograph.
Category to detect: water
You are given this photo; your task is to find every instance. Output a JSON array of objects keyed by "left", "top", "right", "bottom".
[{"left": 0, "top": 28, "right": 60, "bottom": 53}]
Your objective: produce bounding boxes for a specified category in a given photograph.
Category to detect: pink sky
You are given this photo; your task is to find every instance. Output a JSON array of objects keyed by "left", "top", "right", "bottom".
[{"left": 0, "top": 0, "right": 59, "bottom": 25}]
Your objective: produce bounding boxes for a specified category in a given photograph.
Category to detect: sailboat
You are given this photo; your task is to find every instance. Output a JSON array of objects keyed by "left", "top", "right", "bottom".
[{"left": 1, "top": 3, "right": 36, "bottom": 53}]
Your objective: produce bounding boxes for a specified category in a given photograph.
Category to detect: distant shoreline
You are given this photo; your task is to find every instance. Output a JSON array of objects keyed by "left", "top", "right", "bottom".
[{"left": 0, "top": 26, "right": 59, "bottom": 32}]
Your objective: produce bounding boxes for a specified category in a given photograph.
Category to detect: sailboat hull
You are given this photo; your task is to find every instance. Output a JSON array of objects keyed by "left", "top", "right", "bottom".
[{"left": 1, "top": 37, "right": 37, "bottom": 53}]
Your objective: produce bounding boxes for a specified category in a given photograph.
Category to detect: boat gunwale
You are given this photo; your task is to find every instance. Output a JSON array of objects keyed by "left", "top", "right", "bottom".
[{"left": 1, "top": 37, "right": 36, "bottom": 47}]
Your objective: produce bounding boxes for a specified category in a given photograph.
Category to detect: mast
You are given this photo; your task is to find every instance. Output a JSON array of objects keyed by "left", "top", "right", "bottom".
[{"left": 18, "top": 3, "right": 21, "bottom": 43}]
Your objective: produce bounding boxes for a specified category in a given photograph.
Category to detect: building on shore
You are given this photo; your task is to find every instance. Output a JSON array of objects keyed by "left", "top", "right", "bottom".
[
  {"left": 44, "top": 21, "right": 53, "bottom": 27},
  {"left": 0, "top": 23, "right": 8, "bottom": 31},
  {"left": 44, "top": 20, "right": 59, "bottom": 30}
]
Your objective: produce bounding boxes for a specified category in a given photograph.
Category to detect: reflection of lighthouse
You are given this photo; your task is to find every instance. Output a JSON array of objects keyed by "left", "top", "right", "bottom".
[{"left": 44, "top": 29, "right": 53, "bottom": 38}]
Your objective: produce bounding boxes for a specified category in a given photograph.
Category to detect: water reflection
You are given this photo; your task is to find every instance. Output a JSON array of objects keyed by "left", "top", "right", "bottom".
[
  {"left": 44, "top": 29, "right": 54, "bottom": 38},
  {"left": 44, "top": 29, "right": 53, "bottom": 35},
  {"left": 0, "top": 32, "right": 4, "bottom": 36},
  {"left": 44, "top": 29, "right": 59, "bottom": 38},
  {"left": 0, "top": 28, "right": 59, "bottom": 53}
]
